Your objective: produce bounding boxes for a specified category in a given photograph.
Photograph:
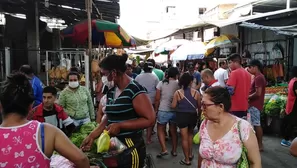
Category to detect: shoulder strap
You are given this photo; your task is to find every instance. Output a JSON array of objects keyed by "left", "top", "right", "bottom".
[
  {"left": 177, "top": 90, "right": 196, "bottom": 110},
  {"left": 40, "top": 123, "right": 45, "bottom": 153},
  {"left": 237, "top": 120, "right": 243, "bottom": 142}
]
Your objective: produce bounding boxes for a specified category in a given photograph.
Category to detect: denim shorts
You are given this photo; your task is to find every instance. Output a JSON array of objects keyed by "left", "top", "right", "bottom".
[
  {"left": 248, "top": 106, "right": 261, "bottom": 126},
  {"left": 73, "top": 118, "right": 91, "bottom": 127},
  {"left": 157, "top": 110, "right": 176, "bottom": 125}
]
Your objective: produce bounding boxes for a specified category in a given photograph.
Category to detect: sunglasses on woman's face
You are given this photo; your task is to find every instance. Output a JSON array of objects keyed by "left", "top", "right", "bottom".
[{"left": 201, "top": 102, "right": 215, "bottom": 109}]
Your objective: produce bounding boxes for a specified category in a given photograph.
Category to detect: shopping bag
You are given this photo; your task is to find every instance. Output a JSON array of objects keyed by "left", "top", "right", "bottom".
[
  {"left": 193, "top": 132, "right": 200, "bottom": 144},
  {"left": 108, "top": 137, "right": 128, "bottom": 155},
  {"left": 97, "top": 130, "right": 110, "bottom": 153}
]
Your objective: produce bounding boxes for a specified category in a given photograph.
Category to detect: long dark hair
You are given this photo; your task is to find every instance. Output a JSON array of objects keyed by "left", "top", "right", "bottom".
[
  {"left": 99, "top": 54, "right": 128, "bottom": 73},
  {"left": 162, "top": 67, "right": 179, "bottom": 84},
  {"left": 179, "top": 72, "right": 193, "bottom": 89},
  {"left": 0, "top": 72, "right": 34, "bottom": 118}
]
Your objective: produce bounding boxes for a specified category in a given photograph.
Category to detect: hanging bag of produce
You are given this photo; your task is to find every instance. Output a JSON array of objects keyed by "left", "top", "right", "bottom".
[
  {"left": 193, "top": 132, "right": 200, "bottom": 144},
  {"left": 237, "top": 121, "right": 250, "bottom": 168},
  {"left": 97, "top": 130, "right": 111, "bottom": 153},
  {"left": 108, "top": 137, "right": 128, "bottom": 155}
]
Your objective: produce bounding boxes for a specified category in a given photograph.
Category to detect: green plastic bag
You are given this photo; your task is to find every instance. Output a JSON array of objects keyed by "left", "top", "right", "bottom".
[
  {"left": 97, "top": 130, "right": 110, "bottom": 153},
  {"left": 193, "top": 132, "right": 200, "bottom": 144}
]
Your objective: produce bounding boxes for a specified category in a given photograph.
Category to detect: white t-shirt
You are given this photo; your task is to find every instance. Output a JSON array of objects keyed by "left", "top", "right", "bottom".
[
  {"left": 214, "top": 68, "right": 229, "bottom": 87},
  {"left": 200, "top": 81, "right": 221, "bottom": 95},
  {"left": 156, "top": 80, "right": 179, "bottom": 111}
]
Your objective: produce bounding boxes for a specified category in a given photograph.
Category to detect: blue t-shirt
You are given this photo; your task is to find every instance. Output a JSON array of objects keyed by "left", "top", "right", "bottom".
[
  {"left": 193, "top": 71, "right": 201, "bottom": 85},
  {"left": 31, "top": 76, "right": 43, "bottom": 107}
]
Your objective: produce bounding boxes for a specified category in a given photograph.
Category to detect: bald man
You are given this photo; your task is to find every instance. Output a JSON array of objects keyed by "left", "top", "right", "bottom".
[{"left": 200, "top": 69, "right": 220, "bottom": 95}]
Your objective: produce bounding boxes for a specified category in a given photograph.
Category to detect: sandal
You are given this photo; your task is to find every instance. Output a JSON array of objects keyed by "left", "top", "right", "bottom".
[
  {"left": 156, "top": 152, "right": 168, "bottom": 158},
  {"left": 171, "top": 151, "right": 177, "bottom": 157},
  {"left": 179, "top": 159, "right": 191, "bottom": 166},
  {"left": 189, "top": 154, "right": 194, "bottom": 161}
]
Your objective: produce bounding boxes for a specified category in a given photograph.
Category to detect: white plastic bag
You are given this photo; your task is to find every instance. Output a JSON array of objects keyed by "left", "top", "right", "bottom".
[
  {"left": 50, "top": 155, "right": 75, "bottom": 168},
  {"left": 108, "top": 137, "right": 127, "bottom": 155}
]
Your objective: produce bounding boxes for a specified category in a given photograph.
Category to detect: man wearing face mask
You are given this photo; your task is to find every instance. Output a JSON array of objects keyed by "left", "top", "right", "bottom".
[{"left": 59, "top": 71, "right": 95, "bottom": 126}]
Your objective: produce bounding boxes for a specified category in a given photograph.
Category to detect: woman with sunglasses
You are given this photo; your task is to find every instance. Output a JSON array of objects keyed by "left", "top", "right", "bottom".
[
  {"left": 171, "top": 72, "right": 201, "bottom": 166},
  {"left": 198, "top": 86, "right": 261, "bottom": 168},
  {"left": 81, "top": 54, "right": 155, "bottom": 168}
]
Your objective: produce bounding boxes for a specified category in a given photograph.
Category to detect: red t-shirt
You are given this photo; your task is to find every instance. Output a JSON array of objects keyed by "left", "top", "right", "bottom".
[
  {"left": 249, "top": 73, "right": 266, "bottom": 111},
  {"left": 227, "top": 68, "right": 251, "bottom": 111}
]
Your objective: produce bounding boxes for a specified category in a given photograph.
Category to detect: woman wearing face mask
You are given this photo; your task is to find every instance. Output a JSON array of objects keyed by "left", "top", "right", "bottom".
[
  {"left": 58, "top": 71, "right": 95, "bottom": 126},
  {"left": 81, "top": 54, "right": 155, "bottom": 168}
]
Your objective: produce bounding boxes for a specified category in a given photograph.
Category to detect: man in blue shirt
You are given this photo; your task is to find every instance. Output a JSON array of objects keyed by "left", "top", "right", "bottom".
[
  {"left": 188, "top": 63, "right": 201, "bottom": 91},
  {"left": 19, "top": 65, "right": 43, "bottom": 107}
]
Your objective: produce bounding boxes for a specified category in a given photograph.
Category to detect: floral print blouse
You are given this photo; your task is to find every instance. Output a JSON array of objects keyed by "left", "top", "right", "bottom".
[{"left": 199, "top": 117, "right": 252, "bottom": 168}]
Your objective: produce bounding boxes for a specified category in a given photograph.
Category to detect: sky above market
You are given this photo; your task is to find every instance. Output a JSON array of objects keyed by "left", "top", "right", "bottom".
[{"left": 118, "top": 0, "right": 258, "bottom": 39}]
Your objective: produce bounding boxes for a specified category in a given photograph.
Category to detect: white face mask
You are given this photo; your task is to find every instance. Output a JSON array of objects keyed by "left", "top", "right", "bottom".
[
  {"left": 102, "top": 76, "right": 114, "bottom": 89},
  {"left": 69, "top": 81, "right": 79, "bottom": 88}
]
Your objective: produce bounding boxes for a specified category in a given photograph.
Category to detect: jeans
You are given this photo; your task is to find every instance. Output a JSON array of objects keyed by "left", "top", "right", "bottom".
[{"left": 73, "top": 118, "right": 91, "bottom": 127}]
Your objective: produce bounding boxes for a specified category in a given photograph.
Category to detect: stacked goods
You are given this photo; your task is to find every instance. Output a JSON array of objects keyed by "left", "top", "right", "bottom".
[{"left": 266, "top": 86, "right": 287, "bottom": 95}]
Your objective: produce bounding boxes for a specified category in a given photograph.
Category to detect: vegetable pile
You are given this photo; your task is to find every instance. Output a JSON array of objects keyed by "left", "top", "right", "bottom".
[
  {"left": 70, "top": 122, "right": 98, "bottom": 153},
  {"left": 264, "top": 94, "right": 287, "bottom": 117}
]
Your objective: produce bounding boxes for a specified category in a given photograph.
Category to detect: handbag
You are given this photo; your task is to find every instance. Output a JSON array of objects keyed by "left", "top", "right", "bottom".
[{"left": 237, "top": 120, "right": 250, "bottom": 168}]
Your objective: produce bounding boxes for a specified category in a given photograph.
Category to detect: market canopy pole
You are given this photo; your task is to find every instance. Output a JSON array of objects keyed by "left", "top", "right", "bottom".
[{"left": 85, "top": 0, "right": 94, "bottom": 100}]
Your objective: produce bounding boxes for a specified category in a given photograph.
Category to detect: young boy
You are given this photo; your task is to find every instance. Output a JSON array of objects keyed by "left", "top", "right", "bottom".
[{"left": 29, "top": 86, "right": 76, "bottom": 136}]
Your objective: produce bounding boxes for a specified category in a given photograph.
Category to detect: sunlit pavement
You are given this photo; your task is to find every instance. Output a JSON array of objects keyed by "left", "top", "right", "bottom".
[{"left": 146, "top": 134, "right": 297, "bottom": 168}]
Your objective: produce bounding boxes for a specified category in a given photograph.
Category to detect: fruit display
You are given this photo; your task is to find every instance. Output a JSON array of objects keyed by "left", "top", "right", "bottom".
[
  {"left": 48, "top": 66, "right": 69, "bottom": 81},
  {"left": 265, "top": 86, "right": 287, "bottom": 95}
]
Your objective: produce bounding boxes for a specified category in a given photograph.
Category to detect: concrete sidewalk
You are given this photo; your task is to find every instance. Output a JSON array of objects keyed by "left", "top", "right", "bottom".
[{"left": 146, "top": 135, "right": 297, "bottom": 168}]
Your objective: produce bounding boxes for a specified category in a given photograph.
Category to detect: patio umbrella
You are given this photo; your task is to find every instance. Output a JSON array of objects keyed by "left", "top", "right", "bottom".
[
  {"left": 154, "top": 39, "right": 190, "bottom": 55},
  {"left": 170, "top": 41, "right": 206, "bottom": 60},
  {"left": 61, "top": 20, "right": 136, "bottom": 47},
  {"left": 205, "top": 34, "right": 240, "bottom": 49}
]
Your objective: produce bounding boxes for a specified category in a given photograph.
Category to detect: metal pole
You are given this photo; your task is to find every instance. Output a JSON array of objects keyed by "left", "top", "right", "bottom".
[
  {"left": 35, "top": 0, "right": 40, "bottom": 74},
  {"left": 5, "top": 47, "right": 10, "bottom": 77},
  {"left": 45, "top": 51, "right": 49, "bottom": 86},
  {"left": 86, "top": 0, "right": 94, "bottom": 100},
  {"left": 84, "top": 52, "right": 90, "bottom": 90},
  {"left": 286, "top": 0, "right": 290, "bottom": 9}
]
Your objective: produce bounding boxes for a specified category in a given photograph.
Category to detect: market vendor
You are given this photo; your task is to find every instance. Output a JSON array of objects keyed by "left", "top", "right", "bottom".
[
  {"left": 81, "top": 54, "right": 155, "bottom": 168},
  {"left": 30, "top": 86, "right": 76, "bottom": 136},
  {"left": 59, "top": 71, "right": 95, "bottom": 126}
]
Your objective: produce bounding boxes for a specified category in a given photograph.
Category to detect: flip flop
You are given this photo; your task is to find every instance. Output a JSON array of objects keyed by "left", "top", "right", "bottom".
[
  {"left": 189, "top": 154, "right": 194, "bottom": 161},
  {"left": 156, "top": 152, "right": 168, "bottom": 158},
  {"left": 171, "top": 151, "right": 177, "bottom": 157},
  {"left": 179, "top": 159, "right": 191, "bottom": 166}
]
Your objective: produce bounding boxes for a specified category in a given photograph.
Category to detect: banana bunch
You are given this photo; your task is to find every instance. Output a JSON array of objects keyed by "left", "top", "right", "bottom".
[
  {"left": 49, "top": 67, "right": 56, "bottom": 79},
  {"left": 60, "top": 67, "right": 69, "bottom": 80}
]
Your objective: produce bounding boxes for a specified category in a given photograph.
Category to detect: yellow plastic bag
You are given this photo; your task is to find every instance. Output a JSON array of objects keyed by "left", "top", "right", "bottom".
[
  {"left": 193, "top": 132, "right": 200, "bottom": 144},
  {"left": 97, "top": 130, "right": 110, "bottom": 153}
]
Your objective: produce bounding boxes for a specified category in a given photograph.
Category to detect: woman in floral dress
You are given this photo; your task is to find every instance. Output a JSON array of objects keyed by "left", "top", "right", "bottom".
[{"left": 198, "top": 86, "right": 261, "bottom": 168}]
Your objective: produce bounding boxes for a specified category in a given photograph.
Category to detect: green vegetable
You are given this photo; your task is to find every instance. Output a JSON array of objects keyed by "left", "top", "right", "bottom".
[
  {"left": 264, "top": 94, "right": 287, "bottom": 117},
  {"left": 69, "top": 122, "right": 99, "bottom": 154},
  {"left": 70, "top": 133, "right": 88, "bottom": 148},
  {"left": 80, "top": 122, "right": 97, "bottom": 134}
]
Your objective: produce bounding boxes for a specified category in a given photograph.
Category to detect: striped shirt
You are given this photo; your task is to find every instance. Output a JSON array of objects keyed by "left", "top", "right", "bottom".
[{"left": 105, "top": 81, "right": 146, "bottom": 137}]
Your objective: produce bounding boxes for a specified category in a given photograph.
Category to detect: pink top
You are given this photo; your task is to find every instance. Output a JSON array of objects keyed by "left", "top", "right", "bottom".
[
  {"left": 199, "top": 117, "right": 252, "bottom": 168},
  {"left": 0, "top": 120, "right": 50, "bottom": 168}
]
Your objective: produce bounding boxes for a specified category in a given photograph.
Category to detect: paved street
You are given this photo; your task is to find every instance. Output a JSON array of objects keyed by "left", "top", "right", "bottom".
[{"left": 146, "top": 134, "right": 297, "bottom": 168}]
